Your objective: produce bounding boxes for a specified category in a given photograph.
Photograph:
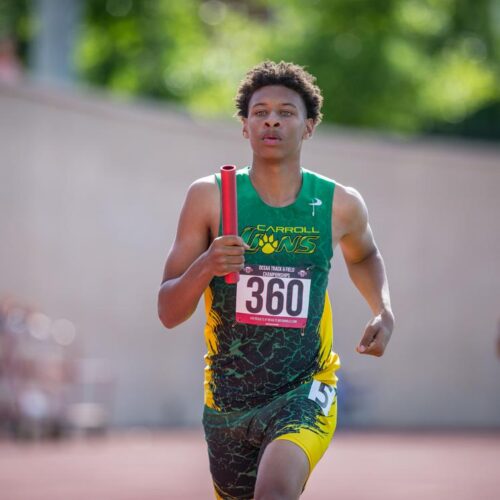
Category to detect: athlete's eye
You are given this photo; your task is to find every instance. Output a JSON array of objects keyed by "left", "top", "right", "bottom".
[
  {"left": 280, "top": 111, "right": 293, "bottom": 117},
  {"left": 254, "top": 110, "right": 267, "bottom": 117}
]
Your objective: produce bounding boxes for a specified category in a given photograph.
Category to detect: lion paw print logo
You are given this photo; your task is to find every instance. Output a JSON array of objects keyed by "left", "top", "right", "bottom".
[{"left": 259, "top": 233, "right": 279, "bottom": 254}]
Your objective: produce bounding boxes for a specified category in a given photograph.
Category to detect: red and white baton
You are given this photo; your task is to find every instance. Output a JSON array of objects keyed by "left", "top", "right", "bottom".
[{"left": 220, "top": 165, "right": 239, "bottom": 284}]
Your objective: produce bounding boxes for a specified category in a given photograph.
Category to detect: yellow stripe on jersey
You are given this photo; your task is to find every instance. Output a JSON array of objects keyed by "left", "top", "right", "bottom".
[
  {"left": 204, "top": 287, "right": 221, "bottom": 355},
  {"left": 204, "top": 287, "right": 221, "bottom": 409},
  {"left": 314, "top": 291, "right": 341, "bottom": 387}
]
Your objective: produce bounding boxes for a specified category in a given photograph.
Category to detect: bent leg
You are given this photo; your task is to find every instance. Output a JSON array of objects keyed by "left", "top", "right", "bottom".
[
  {"left": 254, "top": 439, "right": 309, "bottom": 500},
  {"left": 251, "top": 380, "right": 338, "bottom": 499}
]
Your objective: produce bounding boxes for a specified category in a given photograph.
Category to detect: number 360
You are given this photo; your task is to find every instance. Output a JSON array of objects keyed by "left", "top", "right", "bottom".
[{"left": 246, "top": 277, "right": 304, "bottom": 316}]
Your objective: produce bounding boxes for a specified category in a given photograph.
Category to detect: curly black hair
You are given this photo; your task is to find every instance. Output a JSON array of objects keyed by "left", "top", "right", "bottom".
[{"left": 235, "top": 60, "right": 323, "bottom": 125}]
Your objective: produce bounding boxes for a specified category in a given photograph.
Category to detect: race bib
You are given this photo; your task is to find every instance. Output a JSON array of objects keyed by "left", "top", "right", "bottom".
[
  {"left": 308, "top": 380, "right": 337, "bottom": 416},
  {"left": 235, "top": 264, "right": 311, "bottom": 328}
]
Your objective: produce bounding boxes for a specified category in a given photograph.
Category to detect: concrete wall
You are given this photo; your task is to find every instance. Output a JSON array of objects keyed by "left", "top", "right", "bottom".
[{"left": 1, "top": 83, "right": 499, "bottom": 427}]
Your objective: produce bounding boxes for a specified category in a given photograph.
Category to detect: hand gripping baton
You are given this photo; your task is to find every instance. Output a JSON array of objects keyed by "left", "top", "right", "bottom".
[{"left": 220, "top": 165, "right": 239, "bottom": 284}]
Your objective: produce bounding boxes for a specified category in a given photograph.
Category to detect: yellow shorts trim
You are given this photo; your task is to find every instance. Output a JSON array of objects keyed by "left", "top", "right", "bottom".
[{"left": 274, "top": 392, "right": 337, "bottom": 473}]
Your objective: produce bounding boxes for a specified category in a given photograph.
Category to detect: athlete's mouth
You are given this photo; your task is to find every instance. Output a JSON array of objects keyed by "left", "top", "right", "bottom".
[{"left": 262, "top": 133, "right": 282, "bottom": 144}]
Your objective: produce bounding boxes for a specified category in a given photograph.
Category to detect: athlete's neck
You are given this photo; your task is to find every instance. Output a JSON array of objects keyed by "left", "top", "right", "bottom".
[{"left": 249, "top": 161, "right": 302, "bottom": 208}]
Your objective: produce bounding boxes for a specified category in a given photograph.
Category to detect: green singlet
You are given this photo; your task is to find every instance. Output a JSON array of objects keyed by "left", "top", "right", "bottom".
[{"left": 203, "top": 166, "right": 341, "bottom": 413}]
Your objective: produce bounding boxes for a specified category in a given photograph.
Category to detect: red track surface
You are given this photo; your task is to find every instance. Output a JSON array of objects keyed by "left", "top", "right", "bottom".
[{"left": 1, "top": 430, "right": 499, "bottom": 499}]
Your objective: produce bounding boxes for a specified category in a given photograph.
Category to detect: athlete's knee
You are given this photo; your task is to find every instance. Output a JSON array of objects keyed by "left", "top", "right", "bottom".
[
  {"left": 254, "top": 489, "right": 295, "bottom": 500},
  {"left": 254, "top": 477, "right": 301, "bottom": 500}
]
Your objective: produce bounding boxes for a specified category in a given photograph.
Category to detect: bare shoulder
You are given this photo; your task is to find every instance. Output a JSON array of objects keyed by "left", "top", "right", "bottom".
[
  {"left": 186, "top": 174, "right": 219, "bottom": 203},
  {"left": 183, "top": 174, "right": 219, "bottom": 216},
  {"left": 332, "top": 183, "right": 369, "bottom": 242},
  {"left": 176, "top": 174, "right": 221, "bottom": 241}
]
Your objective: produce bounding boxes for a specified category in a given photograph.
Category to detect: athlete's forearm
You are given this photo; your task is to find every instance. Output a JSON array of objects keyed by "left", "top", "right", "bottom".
[
  {"left": 158, "top": 252, "right": 214, "bottom": 329},
  {"left": 346, "top": 247, "right": 392, "bottom": 317}
]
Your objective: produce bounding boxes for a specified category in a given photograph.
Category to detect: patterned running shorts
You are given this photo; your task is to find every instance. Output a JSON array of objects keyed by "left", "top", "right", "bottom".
[{"left": 203, "top": 380, "right": 338, "bottom": 499}]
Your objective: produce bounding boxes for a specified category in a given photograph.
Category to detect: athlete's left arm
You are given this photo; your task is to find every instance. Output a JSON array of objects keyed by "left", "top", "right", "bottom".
[{"left": 333, "top": 185, "right": 395, "bottom": 357}]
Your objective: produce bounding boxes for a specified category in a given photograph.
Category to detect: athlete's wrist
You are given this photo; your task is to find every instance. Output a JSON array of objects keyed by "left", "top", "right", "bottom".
[
  {"left": 379, "top": 307, "right": 395, "bottom": 328},
  {"left": 196, "top": 250, "right": 219, "bottom": 281}
]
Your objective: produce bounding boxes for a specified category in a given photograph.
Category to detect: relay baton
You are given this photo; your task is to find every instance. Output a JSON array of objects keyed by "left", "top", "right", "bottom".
[{"left": 220, "top": 165, "right": 239, "bottom": 284}]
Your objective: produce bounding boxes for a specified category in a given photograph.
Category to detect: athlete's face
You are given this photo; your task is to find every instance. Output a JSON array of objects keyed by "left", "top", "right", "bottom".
[{"left": 242, "top": 85, "right": 314, "bottom": 161}]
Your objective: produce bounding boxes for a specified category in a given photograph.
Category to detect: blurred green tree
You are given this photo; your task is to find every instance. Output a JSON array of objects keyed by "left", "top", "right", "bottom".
[
  {"left": 2, "top": 0, "right": 499, "bottom": 139},
  {"left": 0, "top": 0, "right": 33, "bottom": 62},
  {"left": 76, "top": 0, "right": 276, "bottom": 112},
  {"left": 266, "top": 0, "right": 500, "bottom": 137}
]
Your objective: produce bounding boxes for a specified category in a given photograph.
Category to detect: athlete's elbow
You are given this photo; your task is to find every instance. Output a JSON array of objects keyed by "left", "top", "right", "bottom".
[
  {"left": 157, "top": 293, "right": 178, "bottom": 330},
  {"left": 158, "top": 299, "right": 191, "bottom": 329},
  {"left": 158, "top": 309, "right": 176, "bottom": 330},
  {"left": 347, "top": 246, "right": 380, "bottom": 267},
  {"left": 157, "top": 301, "right": 180, "bottom": 329},
  {"left": 157, "top": 284, "right": 196, "bottom": 329}
]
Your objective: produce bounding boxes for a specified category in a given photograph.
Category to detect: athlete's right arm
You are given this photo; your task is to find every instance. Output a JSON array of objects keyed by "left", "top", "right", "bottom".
[{"left": 157, "top": 177, "right": 247, "bottom": 329}]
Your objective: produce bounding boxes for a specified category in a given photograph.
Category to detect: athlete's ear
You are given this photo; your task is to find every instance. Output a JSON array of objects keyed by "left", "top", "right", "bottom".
[
  {"left": 303, "top": 118, "right": 315, "bottom": 140},
  {"left": 242, "top": 118, "right": 249, "bottom": 139}
]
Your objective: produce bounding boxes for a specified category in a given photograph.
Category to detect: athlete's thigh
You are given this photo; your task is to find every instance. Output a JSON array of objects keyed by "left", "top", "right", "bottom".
[
  {"left": 203, "top": 406, "right": 259, "bottom": 500},
  {"left": 254, "top": 439, "right": 309, "bottom": 499},
  {"left": 256, "top": 380, "right": 338, "bottom": 489}
]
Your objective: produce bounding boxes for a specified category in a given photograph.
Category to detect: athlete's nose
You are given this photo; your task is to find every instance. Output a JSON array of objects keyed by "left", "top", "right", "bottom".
[{"left": 265, "top": 111, "right": 280, "bottom": 127}]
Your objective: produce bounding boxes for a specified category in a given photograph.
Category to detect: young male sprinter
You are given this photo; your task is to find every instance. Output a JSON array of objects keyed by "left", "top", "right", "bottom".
[{"left": 158, "top": 61, "right": 394, "bottom": 499}]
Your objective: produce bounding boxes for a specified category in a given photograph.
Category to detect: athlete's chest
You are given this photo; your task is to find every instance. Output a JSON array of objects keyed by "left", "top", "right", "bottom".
[{"left": 238, "top": 200, "right": 330, "bottom": 263}]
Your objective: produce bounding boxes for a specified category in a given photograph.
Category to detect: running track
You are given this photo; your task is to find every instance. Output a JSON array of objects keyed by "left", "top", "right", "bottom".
[{"left": 1, "top": 430, "right": 499, "bottom": 499}]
